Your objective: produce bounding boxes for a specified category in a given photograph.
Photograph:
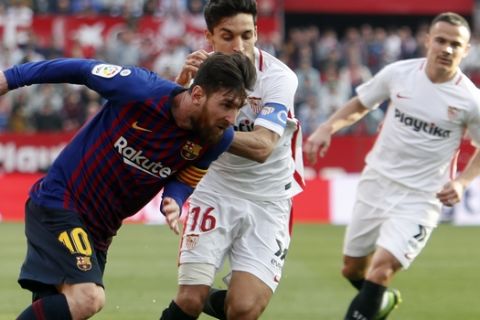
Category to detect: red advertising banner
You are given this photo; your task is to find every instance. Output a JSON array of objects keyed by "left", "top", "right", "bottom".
[
  {"left": 0, "top": 173, "right": 41, "bottom": 221},
  {"left": 0, "top": 173, "right": 330, "bottom": 223},
  {"left": 284, "top": 0, "right": 474, "bottom": 14},
  {"left": 292, "top": 178, "right": 329, "bottom": 223},
  {"left": 1, "top": 133, "right": 475, "bottom": 224},
  {"left": 0, "top": 132, "right": 73, "bottom": 173},
  {"left": 1, "top": 132, "right": 475, "bottom": 174},
  {"left": 29, "top": 15, "right": 208, "bottom": 58},
  {"left": 5, "top": 172, "right": 480, "bottom": 226},
  {"left": 3, "top": 11, "right": 281, "bottom": 60}
]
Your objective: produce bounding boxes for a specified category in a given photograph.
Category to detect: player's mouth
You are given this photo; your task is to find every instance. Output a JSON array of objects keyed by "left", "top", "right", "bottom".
[
  {"left": 216, "top": 122, "right": 231, "bottom": 131},
  {"left": 437, "top": 56, "right": 452, "bottom": 66},
  {"left": 211, "top": 125, "right": 226, "bottom": 136}
]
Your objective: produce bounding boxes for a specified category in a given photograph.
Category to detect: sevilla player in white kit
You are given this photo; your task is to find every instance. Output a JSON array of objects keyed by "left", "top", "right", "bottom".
[
  {"left": 305, "top": 12, "right": 480, "bottom": 320},
  {"left": 160, "top": 1, "right": 304, "bottom": 320}
]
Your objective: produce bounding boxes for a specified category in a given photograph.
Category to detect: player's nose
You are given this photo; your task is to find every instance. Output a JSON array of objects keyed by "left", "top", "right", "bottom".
[
  {"left": 225, "top": 108, "right": 238, "bottom": 125},
  {"left": 232, "top": 37, "right": 245, "bottom": 53},
  {"left": 443, "top": 44, "right": 454, "bottom": 55}
]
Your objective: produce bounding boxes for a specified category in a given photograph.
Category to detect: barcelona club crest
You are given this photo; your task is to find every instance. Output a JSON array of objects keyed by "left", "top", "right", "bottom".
[
  {"left": 76, "top": 256, "right": 93, "bottom": 271},
  {"left": 181, "top": 141, "right": 202, "bottom": 160}
]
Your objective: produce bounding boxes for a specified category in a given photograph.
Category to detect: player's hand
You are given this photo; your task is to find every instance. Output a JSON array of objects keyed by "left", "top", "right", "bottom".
[
  {"left": 303, "top": 124, "right": 332, "bottom": 165},
  {"left": 161, "top": 197, "right": 181, "bottom": 235},
  {"left": 175, "top": 50, "right": 210, "bottom": 87},
  {"left": 0, "top": 72, "right": 9, "bottom": 95},
  {"left": 436, "top": 180, "right": 465, "bottom": 207}
]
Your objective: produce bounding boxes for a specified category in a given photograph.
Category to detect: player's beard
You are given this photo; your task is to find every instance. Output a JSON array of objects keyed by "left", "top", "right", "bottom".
[{"left": 191, "top": 106, "right": 224, "bottom": 145}]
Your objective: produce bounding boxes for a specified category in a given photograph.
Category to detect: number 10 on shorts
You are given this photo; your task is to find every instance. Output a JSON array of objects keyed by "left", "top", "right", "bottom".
[{"left": 58, "top": 227, "right": 93, "bottom": 255}]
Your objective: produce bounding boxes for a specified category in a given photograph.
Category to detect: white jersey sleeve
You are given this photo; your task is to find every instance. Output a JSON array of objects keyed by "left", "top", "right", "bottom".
[
  {"left": 356, "top": 62, "right": 393, "bottom": 110},
  {"left": 465, "top": 98, "right": 480, "bottom": 148},
  {"left": 194, "top": 48, "right": 303, "bottom": 200},
  {"left": 357, "top": 58, "right": 480, "bottom": 192}
]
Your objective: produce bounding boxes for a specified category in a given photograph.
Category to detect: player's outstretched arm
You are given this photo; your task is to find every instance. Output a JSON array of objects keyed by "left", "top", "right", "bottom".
[
  {"left": 304, "top": 97, "right": 370, "bottom": 165},
  {"left": 175, "top": 50, "right": 210, "bottom": 87},
  {"left": 229, "top": 127, "right": 280, "bottom": 163},
  {"left": 304, "top": 124, "right": 333, "bottom": 165}
]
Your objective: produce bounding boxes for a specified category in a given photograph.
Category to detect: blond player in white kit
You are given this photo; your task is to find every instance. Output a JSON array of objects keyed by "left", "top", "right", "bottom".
[
  {"left": 160, "top": 1, "right": 304, "bottom": 320},
  {"left": 305, "top": 12, "right": 480, "bottom": 320}
]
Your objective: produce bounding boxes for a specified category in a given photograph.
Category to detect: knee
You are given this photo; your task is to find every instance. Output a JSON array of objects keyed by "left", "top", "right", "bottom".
[
  {"left": 366, "top": 253, "right": 401, "bottom": 286},
  {"left": 226, "top": 296, "right": 266, "bottom": 320},
  {"left": 176, "top": 293, "right": 204, "bottom": 315},
  {"left": 63, "top": 284, "right": 105, "bottom": 319},
  {"left": 341, "top": 263, "right": 364, "bottom": 280},
  {"left": 341, "top": 264, "right": 353, "bottom": 279},
  {"left": 366, "top": 265, "right": 396, "bottom": 285},
  {"left": 341, "top": 256, "right": 369, "bottom": 281},
  {"left": 175, "top": 287, "right": 209, "bottom": 316},
  {"left": 86, "top": 286, "right": 105, "bottom": 315}
]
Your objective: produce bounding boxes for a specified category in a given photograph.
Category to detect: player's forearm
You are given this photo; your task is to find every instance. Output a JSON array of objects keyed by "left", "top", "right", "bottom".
[
  {"left": 325, "top": 97, "right": 370, "bottom": 135},
  {"left": 228, "top": 128, "right": 279, "bottom": 163},
  {"left": 4, "top": 58, "right": 92, "bottom": 90},
  {"left": 455, "top": 148, "right": 480, "bottom": 188},
  {"left": 162, "top": 178, "right": 194, "bottom": 212}
]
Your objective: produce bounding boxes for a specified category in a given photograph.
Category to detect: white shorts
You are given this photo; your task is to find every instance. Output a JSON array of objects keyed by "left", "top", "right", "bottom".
[
  {"left": 179, "top": 189, "right": 292, "bottom": 292},
  {"left": 343, "top": 168, "right": 440, "bottom": 269}
]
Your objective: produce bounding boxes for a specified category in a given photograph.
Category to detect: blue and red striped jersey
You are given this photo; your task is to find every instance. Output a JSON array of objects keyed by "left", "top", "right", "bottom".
[{"left": 4, "top": 59, "right": 234, "bottom": 250}]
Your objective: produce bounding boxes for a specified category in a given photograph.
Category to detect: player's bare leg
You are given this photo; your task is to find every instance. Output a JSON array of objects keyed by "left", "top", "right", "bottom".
[
  {"left": 161, "top": 284, "right": 210, "bottom": 319},
  {"left": 224, "top": 271, "right": 272, "bottom": 320},
  {"left": 342, "top": 255, "right": 371, "bottom": 289},
  {"left": 59, "top": 283, "right": 105, "bottom": 319},
  {"left": 203, "top": 271, "right": 273, "bottom": 320},
  {"left": 17, "top": 282, "right": 105, "bottom": 320},
  {"left": 176, "top": 285, "right": 210, "bottom": 316}
]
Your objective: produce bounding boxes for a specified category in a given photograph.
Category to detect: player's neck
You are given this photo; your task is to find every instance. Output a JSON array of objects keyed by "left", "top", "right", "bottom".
[
  {"left": 171, "top": 92, "right": 194, "bottom": 130},
  {"left": 425, "top": 65, "right": 457, "bottom": 83}
]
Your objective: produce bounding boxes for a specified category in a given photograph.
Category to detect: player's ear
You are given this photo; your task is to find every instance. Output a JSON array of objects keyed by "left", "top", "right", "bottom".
[
  {"left": 424, "top": 32, "right": 431, "bottom": 51},
  {"left": 190, "top": 85, "right": 206, "bottom": 106},
  {"left": 205, "top": 29, "right": 214, "bottom": 47}
]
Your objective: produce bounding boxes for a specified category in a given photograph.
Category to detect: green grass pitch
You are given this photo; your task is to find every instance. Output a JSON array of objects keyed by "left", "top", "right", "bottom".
[{"left": 1, "top": 222, "right": 479, "bottom": 319}]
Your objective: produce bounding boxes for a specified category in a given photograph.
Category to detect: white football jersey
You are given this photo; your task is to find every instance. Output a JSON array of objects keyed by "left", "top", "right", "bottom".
[
  {"left": 195, "top": 48, "right": 303, "bottom": 200},
  {"left": 357, "top": 58, "right": 480, "bottom": 192}
]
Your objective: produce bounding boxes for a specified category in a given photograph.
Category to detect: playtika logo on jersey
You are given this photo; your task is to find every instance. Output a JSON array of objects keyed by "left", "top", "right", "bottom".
[
  {"left": 394, "top": 108, "right": 451, "bottom": 138},
  {"left": 114, "top": 136, "right": 174, "bottom": 178}
]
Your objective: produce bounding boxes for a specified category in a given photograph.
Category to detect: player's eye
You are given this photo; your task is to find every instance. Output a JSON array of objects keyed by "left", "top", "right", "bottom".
[
  {"left": 242, "top": 33, "right": 253, "bottom": 40},
  {"left": 220, "top": 33, "right": 233, "bottom": 41}
]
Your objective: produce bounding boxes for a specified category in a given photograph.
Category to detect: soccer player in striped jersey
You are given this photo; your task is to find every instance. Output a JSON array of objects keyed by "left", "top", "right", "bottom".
[
  {"left": 160, "top": 1, "right": 304, "bottom": 320},
  {"left": 4, "top": 52, "right": 256, "bottom": 320},
  {"left": 305, "top": 12, "right": 480, "bottom": 320}
]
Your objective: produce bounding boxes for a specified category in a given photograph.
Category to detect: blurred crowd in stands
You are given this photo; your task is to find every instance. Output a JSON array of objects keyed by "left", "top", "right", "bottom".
[{"left": 1, "top": 0, "right": 480, "bottom": 136}]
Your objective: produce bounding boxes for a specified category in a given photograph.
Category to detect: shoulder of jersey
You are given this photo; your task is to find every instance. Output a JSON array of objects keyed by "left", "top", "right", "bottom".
[
  {"left": 260, "top": 52, "right": 296, "bottom": 81},
  {"left": 390, "top": 57, "right": 424, "bottom": 72}
]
